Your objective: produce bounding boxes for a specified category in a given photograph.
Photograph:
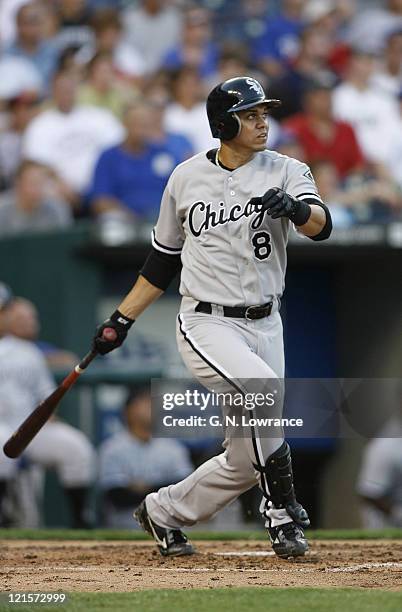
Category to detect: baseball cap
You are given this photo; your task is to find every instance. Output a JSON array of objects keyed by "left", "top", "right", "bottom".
[{"left": 0, "top": 283, "right": 14, "bottom": 310}]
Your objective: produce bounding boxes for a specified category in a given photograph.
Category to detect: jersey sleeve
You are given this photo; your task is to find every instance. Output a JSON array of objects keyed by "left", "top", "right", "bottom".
[
  {"left": 284, "top": 158, "right": 323, "bottom": 205},
  {"left": 152, "top": 179, "right": 184, "bottom": 255}
]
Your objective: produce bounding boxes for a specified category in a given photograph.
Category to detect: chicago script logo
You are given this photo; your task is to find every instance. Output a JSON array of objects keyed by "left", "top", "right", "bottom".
[{"left": 188, "top": 200, "right": 266, "bottom": 237}]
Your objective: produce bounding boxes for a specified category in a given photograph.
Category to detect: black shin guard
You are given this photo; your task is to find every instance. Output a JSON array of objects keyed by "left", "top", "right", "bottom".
[{"left": 254, "top": 441, "right": 310, "bottom": 528}]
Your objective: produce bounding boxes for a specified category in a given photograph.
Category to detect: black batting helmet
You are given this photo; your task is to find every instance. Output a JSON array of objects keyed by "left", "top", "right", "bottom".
[{"left": 207, "top": 76, "right": 281, "bottom": 141}]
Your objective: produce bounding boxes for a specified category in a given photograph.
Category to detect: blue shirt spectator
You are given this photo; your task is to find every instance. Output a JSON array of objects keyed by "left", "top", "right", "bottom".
[
  {"left": 162, "top": 5, "right": 218, "bottom": 78},
  {"left": 5, "top": 2, "right": 58, "bottom": 90},
  {"left": 163, "top": 42, "right": 219, "bottom": 79},
  {"left": 252, "top": 0, "right": 305, "bottom": 78},
  {"left": 90, "top": 142, "right": 180, "bottom": 221},
  {"left": 90, "top": 99, "right": 191, "bottom": 221}
]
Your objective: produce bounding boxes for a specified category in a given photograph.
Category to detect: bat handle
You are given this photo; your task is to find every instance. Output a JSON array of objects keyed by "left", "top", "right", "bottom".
[{"left": 78, "top": 348, "right": 98, "bottom": 371}]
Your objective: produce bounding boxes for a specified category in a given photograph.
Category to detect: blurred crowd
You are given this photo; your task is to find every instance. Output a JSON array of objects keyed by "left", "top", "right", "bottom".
[{"left": 0, "top": 0, "right": 401, "bottom": 234}]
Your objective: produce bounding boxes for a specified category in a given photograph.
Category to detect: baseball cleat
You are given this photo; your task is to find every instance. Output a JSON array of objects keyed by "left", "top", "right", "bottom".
[
  {"left": 268, "top": 521, "right": 308, "bottom": 559},
  {"left": 134, "top": 500, "right": 195, "bottom": 557}
]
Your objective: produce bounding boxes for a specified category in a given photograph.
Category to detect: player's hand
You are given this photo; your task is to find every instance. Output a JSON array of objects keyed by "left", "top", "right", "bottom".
[
  {"left": 253, "top": 188, "right": 311, "bottom": 226},
  {"left": 260, "top": 188, "right": 299, "bottom": 219},
  {"left": 93, "top": 310, "right": 135, "bottom": 355}
]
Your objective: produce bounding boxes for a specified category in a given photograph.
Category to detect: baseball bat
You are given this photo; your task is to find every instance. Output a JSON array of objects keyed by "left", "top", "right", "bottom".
[{"left": 2, "top": 328, "right": 116, "bottom": 459}]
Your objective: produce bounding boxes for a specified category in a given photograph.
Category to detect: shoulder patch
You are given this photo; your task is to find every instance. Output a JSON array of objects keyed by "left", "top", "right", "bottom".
[{"left": 303, "top": 168, "right": 314, "bottom": 182}]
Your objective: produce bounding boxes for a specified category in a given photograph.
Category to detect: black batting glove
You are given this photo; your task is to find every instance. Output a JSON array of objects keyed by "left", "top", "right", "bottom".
[
  {"left": 93, "top": 310, "right": 135, "bottom": 355},
  {"left": 257, "top": 188, "right": 312, "bottom": 226}
]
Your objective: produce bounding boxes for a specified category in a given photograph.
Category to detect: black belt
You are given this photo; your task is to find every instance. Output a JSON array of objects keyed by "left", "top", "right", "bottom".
[{"left": 195, "top": 301, "right": 273, "bottom": 320}]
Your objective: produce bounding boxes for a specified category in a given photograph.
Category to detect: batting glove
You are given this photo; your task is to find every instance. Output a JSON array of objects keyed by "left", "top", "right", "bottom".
[
  {"left": 93, "top": 310, "right": 135, "bottom": 355},
  {"left": 253, "top": 188, "right": 312, "bottom": 226}
]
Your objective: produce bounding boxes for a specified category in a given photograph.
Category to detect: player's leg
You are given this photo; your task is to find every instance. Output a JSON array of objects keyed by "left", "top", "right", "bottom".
[
  {"left": 26, "top": 420, "right": 96, "bottom": 527},
  {"left": 248, "top": 314, "right": 310, "bottom": 558}
]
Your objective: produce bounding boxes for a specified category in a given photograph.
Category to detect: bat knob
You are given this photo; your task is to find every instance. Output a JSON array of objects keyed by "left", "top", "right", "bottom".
[{"left": 102, "top": 327, "right": 118, "bottom": 341}]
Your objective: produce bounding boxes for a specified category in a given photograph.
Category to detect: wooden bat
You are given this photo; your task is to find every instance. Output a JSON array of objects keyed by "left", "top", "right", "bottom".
[{"left": 2, "top": 328, "right": 116, "bottom": 459}]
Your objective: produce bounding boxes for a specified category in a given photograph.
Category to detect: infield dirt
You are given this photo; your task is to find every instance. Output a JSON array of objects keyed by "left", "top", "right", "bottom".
[{"left": 1, "top": 540, "right": 401, "bottom": 591}]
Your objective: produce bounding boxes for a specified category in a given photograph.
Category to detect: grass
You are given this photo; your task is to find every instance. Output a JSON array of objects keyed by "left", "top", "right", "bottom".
[
  {"left": 1, "top": 589, "right": 402, "bottom": 612},
  {"left": 0, "top": 528, "right": 402, "bottom": 541}
]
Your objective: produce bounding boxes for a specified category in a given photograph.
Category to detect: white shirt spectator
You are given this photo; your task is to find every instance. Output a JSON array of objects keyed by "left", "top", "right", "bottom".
[
  {"left": 123, "top": 3, "right": 181, "bottom": 74},
  {"left": 345, "top": 8, "right": 402, "bottom": 54},
  {"left": 22, "top": 105, "right": 124, "bottom": 193},
  {"left": 371, "top": 68, "right": 402, "bottom": 100},
  {"left": 332, "top": 82, "right": 400, "bottom": 165},
  {"left": 357, "top": 417, "right": 402, "bottom": 528},
  {"left": 164, "top": 102, "right": 219, "bottom": 154}
]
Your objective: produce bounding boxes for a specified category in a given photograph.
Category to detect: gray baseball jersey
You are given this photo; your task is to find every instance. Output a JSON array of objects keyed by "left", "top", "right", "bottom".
[{"left": 152, "top": 149, "right": 322, "bottom": 306}]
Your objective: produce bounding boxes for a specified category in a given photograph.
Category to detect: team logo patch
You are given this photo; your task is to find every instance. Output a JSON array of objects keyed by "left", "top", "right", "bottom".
[
  {"left": 246, "top": 78, "right": 264, "bottom": 96},
  {"left": 303, "top": 168, "right": 314, "bottom": 182}
]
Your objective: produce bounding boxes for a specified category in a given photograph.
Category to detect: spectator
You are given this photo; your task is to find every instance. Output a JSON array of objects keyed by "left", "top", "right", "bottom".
[
  {"left": 357, "top": 386, "right": 402, "bottom": 528},
  {"left": 333, "top": 49, "right": 401, "bottom": 168},
  {"left": 208, "top": 43, "right": 251, "bottom": 87},
  {"left": 345, "top": 0, "right": 402, "bottom": 55},
  {"left": 0, "top": 91, "right": 42, "bottom": 191},
  {"left": 371, "top": 30, "right": 402, "bottom": 100},
  {"left": 90, "top": 100, "right": 184, "bottom": 222},
  {"left": 22, "top": 69, "right": 124, "bottom": 205},
  {"left": 0, "top": 0, "right": 29, "bottom": 50},
  {"left": 78, "top": 52, "right": 137, "bottom": 119},
  {"left": 284, "top": 77, "right": 365, "bottom": 179},
  {"left": 303, "top": 0, "right": 352, "bottom": 78},
  {"left": 4, "top": 296, "right": 77, "bottom": 369},
  {"left": 252, "top": 0, "right": 305, "bottom": 79},
  {"left": 89, "top": 8, "right": 146, "bottom": 82},
  {"left": 0, "top": 286, "right": 95, "bottom": 528},
  {"left": 4, "top": 1, "right": 58, "bottom": 89},
  {"left": 164, "top": 67, "right": 219, "bottom": 153},
  {"left": 311, "top": 160, "right": 401, "bottom": 225},
  {"left": 0, "top": 160, "right": 72, "bottom": 237},
  {"left": 52, "top": 0, "right": 93, "bottom": 56},
  {"left": 99, "top": 387, "right": 192, "bottom": 528},
  {"left": 146, "top": 97, "right": 193, "bottom": 161},
  {"left": 123, "top": 0, "right": 182, "bottom": 75},
  {"left": 162, "top": 5, "right": 218, "bottom": 79},
  {"left": 268, "top": 25, "right": 336, "bottom": 121}
]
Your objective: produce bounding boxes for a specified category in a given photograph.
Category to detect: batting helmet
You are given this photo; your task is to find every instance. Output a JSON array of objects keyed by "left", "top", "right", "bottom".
[{"left": 207, "top": 76, "right": 281, "bottom": 141}]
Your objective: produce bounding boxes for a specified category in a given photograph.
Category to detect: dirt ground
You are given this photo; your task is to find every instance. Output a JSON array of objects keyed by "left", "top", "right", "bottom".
[{"left": 0, "top": 539, "right": 401, "bottom": 591}]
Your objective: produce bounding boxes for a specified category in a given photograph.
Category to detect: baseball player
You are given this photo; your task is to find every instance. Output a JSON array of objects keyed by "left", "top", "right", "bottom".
[
  {"left": 93, "top": 77, "right": 332, "bottom": 558},
  {"left": 0, "top": 283, "right": 95, "bottom": 528}
]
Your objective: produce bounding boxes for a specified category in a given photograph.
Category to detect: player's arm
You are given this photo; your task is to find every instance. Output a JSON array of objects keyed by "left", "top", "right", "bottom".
[
  {"left": 294, "top": 202, "right": 328, "bottom": 239},
  {"left": 93, "top": 247, "right": 181, "bottom": 354}
]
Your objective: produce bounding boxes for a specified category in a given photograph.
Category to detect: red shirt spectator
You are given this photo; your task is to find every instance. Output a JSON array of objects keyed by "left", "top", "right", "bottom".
[{"left": 284, "top": 79, "right": 365, "bottom": 178}]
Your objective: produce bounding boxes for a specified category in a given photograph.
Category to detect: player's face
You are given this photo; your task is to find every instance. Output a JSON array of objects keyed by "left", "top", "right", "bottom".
[{"left": 234, "top": 105, "right": 270, "bottom": 152}]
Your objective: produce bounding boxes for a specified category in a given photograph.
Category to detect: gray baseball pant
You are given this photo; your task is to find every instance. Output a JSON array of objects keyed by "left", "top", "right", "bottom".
[{"left": 146, "top": 296, "right": 285, "bottom": 528}]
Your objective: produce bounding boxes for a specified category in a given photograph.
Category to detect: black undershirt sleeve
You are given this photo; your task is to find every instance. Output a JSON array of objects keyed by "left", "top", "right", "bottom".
[
  {"left": 140, "top": 247, "right": 182, "bottom": 291},
  {"left": 303, "top": 198, "right": 332, "bottom": 242}
]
